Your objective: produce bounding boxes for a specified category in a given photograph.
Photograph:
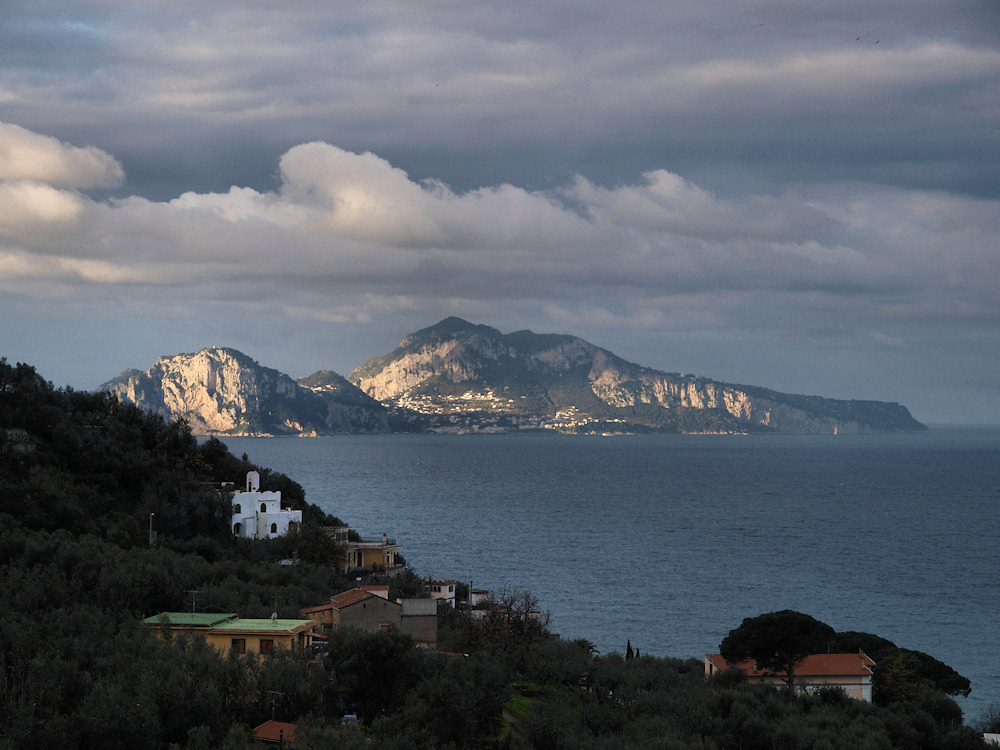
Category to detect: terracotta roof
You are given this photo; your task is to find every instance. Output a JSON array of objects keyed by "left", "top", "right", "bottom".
[
  {"left": 329, "top": 588, "right": 377, "bottom": 609},
  {"left": 706, "top": 653, "right": 875, "bottom": 677},
  {"left": 253, "top": 720, "right": 297, "bottom": 744}
]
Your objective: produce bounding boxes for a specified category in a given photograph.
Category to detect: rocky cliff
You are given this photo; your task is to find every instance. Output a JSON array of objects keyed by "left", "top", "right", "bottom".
[
  {"left": 349, "top": 317, "right": 927, "bottom": 435},
  {"left": 99, "top": 348, "right": 388, "bottom": 436}
]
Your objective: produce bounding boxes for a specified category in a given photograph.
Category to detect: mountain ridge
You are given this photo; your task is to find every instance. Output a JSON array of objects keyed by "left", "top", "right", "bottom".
[
  {"left": 348, "top": 318, "right": 927, "bottom": 435},
  {"left": 99, "top": 347, "right": 389, "bottom": 436},
  {"left": 99, "top": 318, "right": 927, "bottom": 436}
]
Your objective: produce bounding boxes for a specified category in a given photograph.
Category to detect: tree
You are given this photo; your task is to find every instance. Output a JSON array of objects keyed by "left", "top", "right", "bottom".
[
  {"left": 975, "top": 703, "right": 1000, "bottom": 734},
  {"left": 875, "top": 649, "right": 971, "bottom": 706},
  {"left": 719, "top": 610, "right": 836, "bottom": 691}
]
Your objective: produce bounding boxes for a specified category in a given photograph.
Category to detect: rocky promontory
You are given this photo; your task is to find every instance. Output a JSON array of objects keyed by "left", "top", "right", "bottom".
[{"left": 99, "top": 348, "right": 388, "bottom": 436}]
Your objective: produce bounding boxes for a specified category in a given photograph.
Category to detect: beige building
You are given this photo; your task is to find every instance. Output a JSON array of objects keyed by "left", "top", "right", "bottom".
[
  {"left": 704, "top": 652, "right": 876, "bottom": 702},
  {"left": 301, "top": 588, "right": 438, "bottom": 648},
  {"left": 300, "top": 588, "right": 402, "bottom": 635}
]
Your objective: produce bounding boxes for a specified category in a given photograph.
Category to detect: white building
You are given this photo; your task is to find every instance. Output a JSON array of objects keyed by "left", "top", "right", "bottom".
[
  {"left": 231, "top": 471, "right": 302, "bottom": 540},
  {"left": 427, "top": 579, "right": 457, "bottom": 607}
]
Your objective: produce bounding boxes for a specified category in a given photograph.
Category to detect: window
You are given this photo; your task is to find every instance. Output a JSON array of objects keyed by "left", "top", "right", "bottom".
[
  {"left": 231, "top": 638, "right": 246, "bottom": 654},
  {"left": 270, "top": 522, "right": 277, "bottom": 534},
  {"left": 259, "top": 638, "right": 274, "bottom": 654},
  {"left": 379, "top": 623, "right": 391, "bottom": 631},
  {"left": 233, "top": 523, "right": 242, "bottom": 535},
  {"left": 260, "top": 503, "right": 267, "bottom": 513},
  {"left": 233, "top": 503, "right": 241, "bottom": 514}
]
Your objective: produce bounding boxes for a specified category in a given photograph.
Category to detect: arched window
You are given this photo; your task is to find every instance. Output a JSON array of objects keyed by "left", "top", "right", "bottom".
[
  {"left": 270, "top": 522, "right": 278, "bottom": 534},
  {"left": 233, "top": 522, "right": 242, "bottom": 535},
  {"left": 233, "top": 503, "right": 241, "bottom": 514},
  {"left": 260, "top": 503, "right": 267, "bottom": 513}
]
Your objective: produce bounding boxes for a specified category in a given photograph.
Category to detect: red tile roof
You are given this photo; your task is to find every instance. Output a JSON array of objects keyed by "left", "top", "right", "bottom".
[
  {"left": 253, "top": 720, "right": 297, "bottom": 744},
  {"left": 707, "top": 652, "right": 875, "bottom": 677},
  {"left": 329, "top": 588, "right": 376, "bottom": 609}
]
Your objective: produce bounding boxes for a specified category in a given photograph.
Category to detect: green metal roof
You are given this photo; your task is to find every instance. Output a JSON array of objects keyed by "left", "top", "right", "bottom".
[
  {"left": 208, "top": 618, "right": 315, "bottom": 634},
  {"left": 143, "top": 612, "right": 238, "bottom": 627}
]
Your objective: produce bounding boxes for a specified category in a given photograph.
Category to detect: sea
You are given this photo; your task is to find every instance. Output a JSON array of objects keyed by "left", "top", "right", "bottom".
[{"left": 221, "top": 425, "right": 1000, "bottom": 722}]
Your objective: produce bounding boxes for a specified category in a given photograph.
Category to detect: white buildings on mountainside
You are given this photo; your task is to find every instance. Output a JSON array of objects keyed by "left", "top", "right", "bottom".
[{"left": 231, "top": 471, "right": 302, "bottom": 540}]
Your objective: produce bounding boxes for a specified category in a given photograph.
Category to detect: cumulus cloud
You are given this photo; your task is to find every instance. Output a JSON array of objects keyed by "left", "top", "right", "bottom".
[
  {"left": 0, "top": 123, "right": 123, "bottom": 189},
  {"left": 0, "top": 181, "right": 85, "bottom": 228},
  {"left": 276, "top": 143, "right": 591, "bottom": 250},
  {"left": 0, "top": 121, "right": 994, "bottom": 329}
]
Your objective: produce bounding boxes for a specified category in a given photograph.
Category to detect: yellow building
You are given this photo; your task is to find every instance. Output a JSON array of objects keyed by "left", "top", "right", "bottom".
[
  {"left": 144, "top": 612, "right": 316, "bottom": 656},
  {"left": 323, "top": 527, "right": 403, "bottom": 574}
]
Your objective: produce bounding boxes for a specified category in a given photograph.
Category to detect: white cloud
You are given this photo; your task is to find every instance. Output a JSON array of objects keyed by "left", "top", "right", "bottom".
[
  {"left": 0, "top": 122, "right": 123, "bottom": 189},
  {"left": 0, "top": 122, "right": 994, "bottom": 323},
  {"left": 0, "top": 181, "right": 84, "bottom": 228}
]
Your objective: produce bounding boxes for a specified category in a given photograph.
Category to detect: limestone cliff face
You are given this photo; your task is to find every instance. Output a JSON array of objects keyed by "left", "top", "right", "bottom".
[
  {"left": 350, "top": 317, "right": 927, "bottom": 435},
  {"left": 100, "top": 348, "right": 388, "bottom": 436}
]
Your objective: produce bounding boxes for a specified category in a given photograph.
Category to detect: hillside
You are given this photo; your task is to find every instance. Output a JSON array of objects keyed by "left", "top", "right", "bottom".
[{"left": 350, "top": 317, "right": 928, "bottom": 435}]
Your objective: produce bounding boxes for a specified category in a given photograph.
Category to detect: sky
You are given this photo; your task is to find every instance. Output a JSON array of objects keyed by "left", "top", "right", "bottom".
[{"left": 1, "top": 1, "right": 998, "bottom": 424}]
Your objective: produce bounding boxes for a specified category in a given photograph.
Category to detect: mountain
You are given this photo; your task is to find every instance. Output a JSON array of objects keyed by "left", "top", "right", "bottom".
[
  {"left": 349, "top": 317, "right": 927, "bottom": 435},
  {"left": 98, "top": 320, "right": 927, "bottom": 436},
  {"left": 99, "top": 347, "right": 388, "bottom": 436}
]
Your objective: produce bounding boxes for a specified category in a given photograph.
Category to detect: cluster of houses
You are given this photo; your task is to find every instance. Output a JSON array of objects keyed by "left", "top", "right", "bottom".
[
  {"left": 144, "top": 606, "right": 880, "bottom": 706},
  {"left": 145, "top": 472, "right": 481, "bottom": 657},
  {"left": 227, "top": 471, "right": 404, "bottom": 576}
]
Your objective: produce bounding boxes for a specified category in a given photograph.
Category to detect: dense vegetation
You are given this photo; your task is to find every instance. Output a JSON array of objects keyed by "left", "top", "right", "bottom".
[{"left": 0, "top": 358, "right": 992, "bottom": 748}]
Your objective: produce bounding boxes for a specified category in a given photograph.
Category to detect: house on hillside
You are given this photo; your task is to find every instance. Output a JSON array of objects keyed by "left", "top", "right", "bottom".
[
  {"left": 704, "top": 652, "right": 876, "bottom": 702},
  {"left": 144, "top": 612, "right": 316, "bottom": 656},
  {"left": 427, "top": 579, "right": 457, "bottom": 607},
  {"left": 464, "top": 588, "right": 492, "bottom": 619},
  {"left": 400, "top": 598, "right": 438, "bottom": 648},
  {"left": 344, "top": 533, "right": 402, "bottom": 574},
  {"left": 252, "top": 720, "right": 297, "bottom": 746},
  {"left": 300, "top": 588, "right": 402, "bottom": 635},
  {"left": 301, "top": 588, "right": 438, "bottom": 647},
  {"left": 230, "top": 471, "right": 302, "bottom": 540},
  {"left": 323, "top": 526, "right": 404, "bottom": 575}
]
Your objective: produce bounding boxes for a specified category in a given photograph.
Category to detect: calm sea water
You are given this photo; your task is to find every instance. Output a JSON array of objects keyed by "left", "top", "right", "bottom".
[{"left": 222, "top": 426, "right": 1000, "bottom": 721}]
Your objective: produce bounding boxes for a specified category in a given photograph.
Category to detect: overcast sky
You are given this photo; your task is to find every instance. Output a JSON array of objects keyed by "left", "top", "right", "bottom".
[{"left": 2, "top": 1, "right": 998, "bottom": 424}]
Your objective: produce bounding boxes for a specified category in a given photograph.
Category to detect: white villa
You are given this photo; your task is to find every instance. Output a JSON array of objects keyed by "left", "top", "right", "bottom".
[{"left": 231, "top": 471, "right": 302, "bottom": 540}]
